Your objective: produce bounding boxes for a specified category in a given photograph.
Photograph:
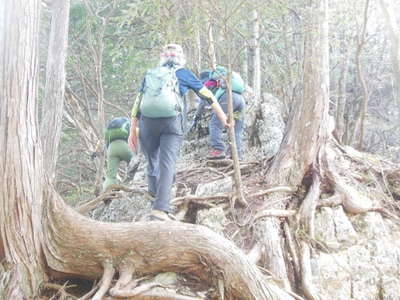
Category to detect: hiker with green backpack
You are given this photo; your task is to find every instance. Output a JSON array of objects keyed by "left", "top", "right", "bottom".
[
  {"left": 190, "top": 66, "right": 246, "bottom": 160},
  {"left": 103, "top": 117, "right": 134, "bottom": 191},
  {"left": 128, "top": 44, "right": 229, "bottom": 221}
]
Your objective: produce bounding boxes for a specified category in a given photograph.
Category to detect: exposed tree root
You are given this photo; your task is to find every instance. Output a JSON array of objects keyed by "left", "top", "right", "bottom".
[
  {"left": 43, "top": 187, "right": 292, "bottom": 300},
  {"left": 76, "top": 191, "right": 120, "bottom": 215},
  {"left": 177, "top": 167, "right": 228, "bottom": 180},
  {"left": 76, "top": 186, "right": 147, "bottom": 215},
  {"left": 317, "top": 194, "right": 342, "bottom": 207},
  {"left": 171, "top": 195, "right": 229, "bottom": 207},
  {"left": 296, "top": 172, "right": 321, "bottom": 300},
  {"left": 323, "top": 143, "right": 400, "bottom": 222},
  {"left": 206, "top": 159, "right": 233, "bottom": 167},
  {"left": 43, "top": 282, "right": 78, "bottom": 300},
  {"left": 247, "top": 242, "right": 263, "bottom": 265},
  {"left": 218, "top": 278, "right": 225, "bottom": 300},
  {"left": 297, "top": 172, "right": 320, "bottom": 239},
  {"left": 299, "top": 241, "right": 319, "bottom": 300},
  {"left": 253, "top": 209, "right": 297, "bottom": 221},
  {"left": 92, "top": 260, "right": 115, "bottom": 300},
  {"left": 110, "top": 281, "right": 165, "bottom": 297},
  {"left": 109, "top": 288, "right": 205, "bottom": 300},
  {"left": 283, "top": 222, "right": 300, "bottom": 284},
  {"left": 252, "top": 218, "right": 291, "bottom": 291},
  {"left": 247, "top": 186, "right": 295, "bottom": 199},
  {"left": 111, "top": 260, "right": 135, "bottom": 291}
]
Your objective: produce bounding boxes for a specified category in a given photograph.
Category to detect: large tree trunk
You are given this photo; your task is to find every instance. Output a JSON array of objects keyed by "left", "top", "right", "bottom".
[
  {"left": 266, "top": 0, "right": 329, "bottom": 188},
  {"left": 254, "top": 0, "right": 330, "bottom": 292},
  {"left": 0, "top": 0, "right": 46, "bottom": 297},
  {"left": 40, "top": 0, "right": 70, "bottom": 180}
]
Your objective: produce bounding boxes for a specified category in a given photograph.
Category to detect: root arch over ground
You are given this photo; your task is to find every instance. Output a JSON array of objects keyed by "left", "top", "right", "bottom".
[{"left": 42, "top": 187, "right": 292, "bottom": 300}]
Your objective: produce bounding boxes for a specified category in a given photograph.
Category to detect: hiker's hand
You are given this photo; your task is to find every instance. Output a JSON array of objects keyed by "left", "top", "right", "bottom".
[
  {"left": 221, "top": 116, "right": 231, "bottom": 128},
  {"left": 128, "top": 118, "right": 139, "bottom": 152},
  {"left": 211, "top": 101, "right": 230, "bottom": 129}
]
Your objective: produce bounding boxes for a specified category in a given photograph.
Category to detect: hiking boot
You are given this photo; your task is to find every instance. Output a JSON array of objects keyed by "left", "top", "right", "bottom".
[
  {"left": 207, "top": 149, "right": 225, "bottom": 160},
  {"left": 149, "top": 209, "right": 177, "bottom": 221}
]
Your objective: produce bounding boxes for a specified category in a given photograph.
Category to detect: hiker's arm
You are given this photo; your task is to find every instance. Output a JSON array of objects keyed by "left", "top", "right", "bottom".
[
  {"left": 128, "top": 117, "right": 139, "bottom": 152},
  {"left": 197, "top": 87, "right": 229, "bottom": 127},
  {"left": 128, "top": 94, "right": 141, "bottom": 152}
]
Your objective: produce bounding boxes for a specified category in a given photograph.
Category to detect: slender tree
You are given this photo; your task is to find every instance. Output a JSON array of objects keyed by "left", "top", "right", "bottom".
[
  {"left": 40, "top": 0, "right": 70, "bottom": 180},
  {"left": 354, "top": 0, "right": 370, "bottom": 150},
  {"left": 251, "top": 8, "right": 261, "bottom": 101}
]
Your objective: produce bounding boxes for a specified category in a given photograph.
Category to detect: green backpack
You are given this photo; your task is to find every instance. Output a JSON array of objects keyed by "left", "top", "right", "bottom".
[
  {"left": 140, "top": 66, "right": 183, "bottom": 118},
  {"left": 105, "top": 117, "right": 130, "bottom": 145},
  {"left": 210, "top": 66, "right": 245, "bottom": 100}
]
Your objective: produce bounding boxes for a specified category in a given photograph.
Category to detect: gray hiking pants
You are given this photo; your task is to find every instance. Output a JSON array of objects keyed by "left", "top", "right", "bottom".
[{"left": 139, "top": 114, "right": 184, "bottom": 212}]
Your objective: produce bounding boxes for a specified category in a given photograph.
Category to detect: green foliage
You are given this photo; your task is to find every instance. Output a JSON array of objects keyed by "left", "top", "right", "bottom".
[{"left": 56, "top": 0, "right": 400, "bottom": 201}]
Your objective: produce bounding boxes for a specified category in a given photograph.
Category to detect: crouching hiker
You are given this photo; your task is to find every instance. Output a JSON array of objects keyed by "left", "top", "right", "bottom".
[
  {"left": 128, "top": 43, "right": 229, "bottom": 221},
  {"left": 206, "top": 66, "right": 246, "bottom": 160},
  {"left": 102, "top": 117, "right": 134, "bottom": 192}
]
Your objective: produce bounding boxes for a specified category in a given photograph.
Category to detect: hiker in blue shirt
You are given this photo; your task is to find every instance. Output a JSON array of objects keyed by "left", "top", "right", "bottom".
[
  {"left": 128, "top": 44, "right": 229, "bottom": 221},
  {"left": 190, "top": 67, "right": 246, "bottom": 160}
]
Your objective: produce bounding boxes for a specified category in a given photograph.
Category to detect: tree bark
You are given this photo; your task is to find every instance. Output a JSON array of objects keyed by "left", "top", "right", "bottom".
[
  {"left": 40, "top": 0, "right": 70, "bottom": 181},
  {"left": 266, "top": 0, "right": 329, "bottom": 187},
  {"left": 0, "top": 0, "right": 46, "bottom": 297},
  {"left": 259, "top": 0, "right": 330, "bottom": 292}
]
